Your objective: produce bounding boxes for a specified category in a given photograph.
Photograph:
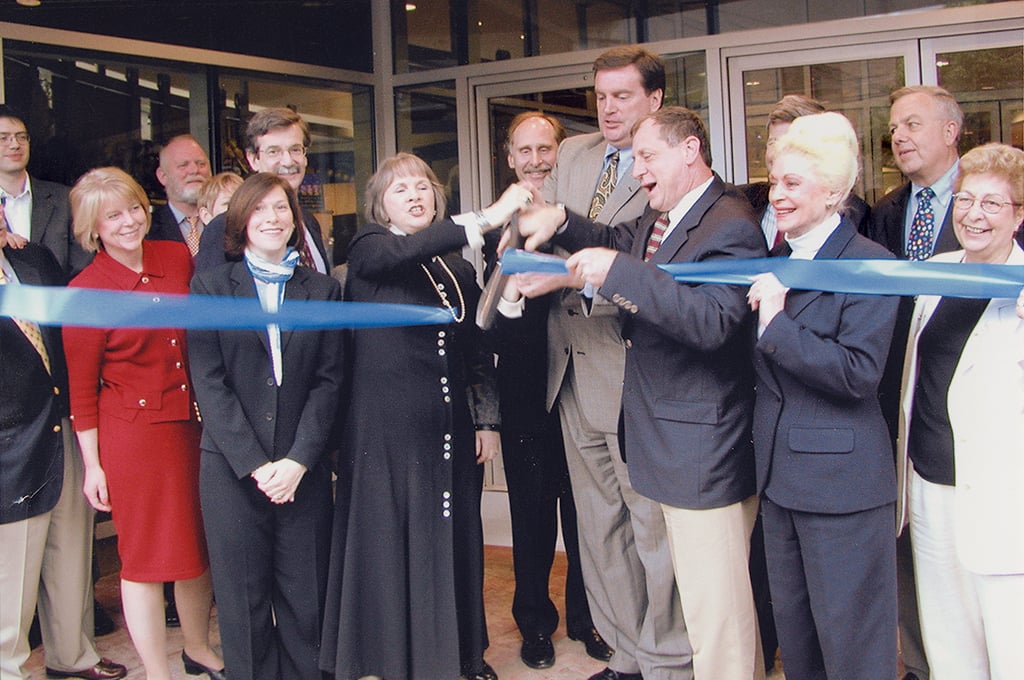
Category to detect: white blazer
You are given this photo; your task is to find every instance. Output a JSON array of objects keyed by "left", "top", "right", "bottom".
[{"left": 897, "top": 244, "right": 1024, "bottom": 575}]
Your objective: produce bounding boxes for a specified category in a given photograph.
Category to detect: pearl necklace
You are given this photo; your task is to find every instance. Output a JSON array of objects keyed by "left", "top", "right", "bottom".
[{"left": 420, "top": 256, "right": 465, "bottom": 323}]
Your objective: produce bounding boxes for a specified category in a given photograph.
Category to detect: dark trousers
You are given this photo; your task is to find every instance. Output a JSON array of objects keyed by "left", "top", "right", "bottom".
[
  {"left": 503, "top": 426, "right": 592, "bottom": 637},
  {"left": 763, "top": 499, "right": 897, "bottom": 680},
  {"left": 200, "top": 451, "right": 332, "bottom": 680}
]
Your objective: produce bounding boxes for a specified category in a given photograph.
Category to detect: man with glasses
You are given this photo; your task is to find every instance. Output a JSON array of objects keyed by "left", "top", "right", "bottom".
[
  {"left": 0, "top": 107, "right": 127, "bottom": 680},
  {"left": 0, "top": 105, "right": 91, "bottom": 278},
  {"left": 195, "top": 107, "right": 330, "bottom": 273}
]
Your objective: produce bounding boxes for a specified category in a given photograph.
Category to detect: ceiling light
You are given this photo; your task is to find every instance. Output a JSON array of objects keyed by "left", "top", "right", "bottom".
[
  {"left": 405, "top": 3, "right": 416, "bottom": 10},
  {"left": 17, "top": 0, "right": 42, "bottom": 6}
]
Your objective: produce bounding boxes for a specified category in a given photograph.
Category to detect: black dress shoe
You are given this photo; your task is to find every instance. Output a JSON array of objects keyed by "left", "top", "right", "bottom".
[
  {"left": 569, "top": 625, "right": 614, "bottom": 662},
  {"left": 461, "top": 660, "right": 498, "bottom": 680},
  {"left": 587, "top": 668, "right": 642, "bottom": 680},
  {"left": 46, "top": 657, "right": 127, "bottom": 679},
  {"left": 165, "top": 600, "right": 180, "bottom": 628},
  {"left": 520, "top": 632, "right": 555, "bottom": 669},
  {"left": 93, "top": 601, "right": 116, "bottom": 637},
  {"left": 182, "top": 651, "right": 227, "bottom": 680}
]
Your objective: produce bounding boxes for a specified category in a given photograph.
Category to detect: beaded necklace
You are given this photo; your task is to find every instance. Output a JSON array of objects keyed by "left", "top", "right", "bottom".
[{"left": 420, "top": 256, "right": 465, "bottom": 323}]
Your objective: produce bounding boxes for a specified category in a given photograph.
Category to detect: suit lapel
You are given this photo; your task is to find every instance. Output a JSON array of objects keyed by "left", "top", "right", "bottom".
[
  {"left": 30, "top": 184, "right": 55, "bottom": 245},
  {"left": 281, "top": 268, "right": 312, "bottom": 352},
  {"left": 230, "top": 262, "right": 272, "bottom": 356},
  {"left": 785, "top": 219, "right": 856, "bottom": 320},
  {"left": 647, "top": 176, "right": 726, "bottom": 265}
]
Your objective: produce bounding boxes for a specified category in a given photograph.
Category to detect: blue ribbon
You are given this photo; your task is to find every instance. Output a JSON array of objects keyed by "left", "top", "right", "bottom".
[
  {"left": 501, "top": 249, "right": 1024, "bottom": 299},
  {"left": 0, "top": 286, "right": 453, "bottom": 330}
]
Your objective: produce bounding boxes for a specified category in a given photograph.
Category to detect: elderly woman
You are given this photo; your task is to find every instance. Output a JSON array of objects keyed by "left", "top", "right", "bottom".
[
  {"left": 899, "top": 143, "right": 1024, "bottom": 678},
  {"left": 188, "top": 173, "right": 343, "bottom": 680},
  {"left": 63, "top": 167, "right": 224, "bottom": 680},
  {"left": 320, "top": 152, "right": 529, "bottom": 680},
  {"left": 746, "top": 112, "right": 900, "bottom": 679}
]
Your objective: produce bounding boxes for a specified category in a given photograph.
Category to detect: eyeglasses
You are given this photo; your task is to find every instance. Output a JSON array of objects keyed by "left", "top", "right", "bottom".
[
  {"left": 257, "top": 144, "right": 307, "bottom": 161},
  {"left": 0, "top": 132, "right": 30, "bottom": 145},
  {"left": 952, "top": 192, "right": 1021, "bottom": 215}
]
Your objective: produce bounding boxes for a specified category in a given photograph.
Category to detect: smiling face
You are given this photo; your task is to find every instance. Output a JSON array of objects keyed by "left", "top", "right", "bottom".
[
  {"left": 953, "top": 172, "right": 1023, "bottom": 264},
  {"left": 245, "top": 185, "right": 295, "bottom": 263},
  {"left": 382, "top": 172, "right": 436, "bottom": 235},
  {"left": 768, "top": 151, "right": 840, "bottom": 239},
  {"left": 96, "top": 195, "right": 149, "bottom": 261},
  {"left": 630, "top": 118, "right": 708, "bottom": 213},
  {"left": 594, "top": 65, "right": 662, "bottom": 150},
  {"left": 0, "top": 116, "right": 29, "bottom": 179},
  {"left": 247, "top": 124, "right": 308, "bottom": 191},
  {"left": 156, "top": 137, "right": 211, "bottom": 209},
  {"left": 888, "top": 92, "right": 960, "bottom": 187},
  {"left": 507, "top": 117, "right": 559, "bottom": 190}
]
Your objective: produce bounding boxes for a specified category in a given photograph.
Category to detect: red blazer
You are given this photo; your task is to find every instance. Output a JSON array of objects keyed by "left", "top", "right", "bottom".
[{"left": 64, "top": 240, "right": 195, "bottom": 431}]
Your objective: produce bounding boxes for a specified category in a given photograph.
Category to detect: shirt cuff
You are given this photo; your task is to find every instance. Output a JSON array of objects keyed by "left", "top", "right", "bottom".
[
  {"left": 497, "top": 294, "right": 525, "bottom": 319},
  {"left": 451, "top": 212, "right": 486, "bottom": 250}
]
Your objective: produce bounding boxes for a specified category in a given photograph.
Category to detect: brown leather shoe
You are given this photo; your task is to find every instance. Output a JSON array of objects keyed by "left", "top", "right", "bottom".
[{"left": 46, "top": 658, "right": 127, "bottom": 680}]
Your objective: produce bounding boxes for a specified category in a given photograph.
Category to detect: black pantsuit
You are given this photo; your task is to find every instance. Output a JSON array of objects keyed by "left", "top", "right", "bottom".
[{"left": 188, "top": 261, "right": 344, "bottom": 680}]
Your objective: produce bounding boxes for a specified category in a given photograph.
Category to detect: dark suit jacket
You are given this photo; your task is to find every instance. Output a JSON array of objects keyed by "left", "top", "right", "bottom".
[
  {"left": 865, "top": 182, "right": 960, "bottom": 258},
  {"left": 865, "top": 181, "right": 965, "bottom": 442},
  {"left": 193, "top": 207, "right": 330, "bottom": 275},
  {"left": 1, "top": 243, "right": 69, "bottom": 523},
  {"left": 740, "top": 181, "right": 871, "bottom": 239},
  {"left": 752, "top": 218, "right": 899, "bottom": 514},
  {"left": 554, "top": 175, "right": 767, "bottom": 509},
  {"left": 146, "top": 203, "right": 187, "bottom": 244},
  {"left": 29, "top": 177, "right": 92, "bottom": 279},
  {"left": 187, "top": 261, "right": 344, "bottom": 479}
]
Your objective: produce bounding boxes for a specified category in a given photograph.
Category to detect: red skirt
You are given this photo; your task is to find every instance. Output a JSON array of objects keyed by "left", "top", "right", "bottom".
[{"left": 100, "top": 416, "right": 207, "bottom": 582}]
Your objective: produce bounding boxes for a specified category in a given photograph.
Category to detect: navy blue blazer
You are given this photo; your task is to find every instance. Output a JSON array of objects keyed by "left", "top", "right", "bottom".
[
  {"left": 1, "top": 243, "right": 69, "bottom": 523},
  {"left": 555, "top": 175, "right": 767, "bottom": 510},
  {"left": 753, "top": 218, "right": 899, "bottom": 514},
  {"left": 187, "top": 261, "right": 344, "bottom": 479}
]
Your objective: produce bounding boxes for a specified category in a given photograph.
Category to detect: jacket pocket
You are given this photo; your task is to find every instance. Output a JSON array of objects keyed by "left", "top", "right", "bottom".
[
  {"left": 788, "top": 427, "right": 854, "bottom": 453},
  {"left": 653, "top": 399, "right": 719, "bottom": 425}
]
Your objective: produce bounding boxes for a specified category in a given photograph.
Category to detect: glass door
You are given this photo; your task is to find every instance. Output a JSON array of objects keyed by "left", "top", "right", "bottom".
[{"left": 727, "top": 42, "right": 916, "bottom": 205}]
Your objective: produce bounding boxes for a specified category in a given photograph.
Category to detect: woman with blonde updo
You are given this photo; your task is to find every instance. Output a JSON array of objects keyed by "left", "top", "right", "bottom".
[{"left": 746, "top": 113, "right": 901, "bottom": 679}]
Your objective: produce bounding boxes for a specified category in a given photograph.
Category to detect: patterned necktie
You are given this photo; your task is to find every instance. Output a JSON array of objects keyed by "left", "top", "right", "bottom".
[
  {"left": 0, "top": 267, "right": 51, "bottom": 373},
  {"left": 588, "top": 151, "right": 620, "bottom": 220},
  {"left": 906, "top": 187, "right": 936, "bottom": 261},
  {"left": 644, "top": 213, "right": 670, "bottom": 261},
  {"left": 184, "top": 215, "right": 201, "bottom": 256}
]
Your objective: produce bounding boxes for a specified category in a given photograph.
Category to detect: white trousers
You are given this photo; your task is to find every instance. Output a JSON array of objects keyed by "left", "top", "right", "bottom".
[{"left": 910, "top": 471, "right": 1024, "bottom": 680}]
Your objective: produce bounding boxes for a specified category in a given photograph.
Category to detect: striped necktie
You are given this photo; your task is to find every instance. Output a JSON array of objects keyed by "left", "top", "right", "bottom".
[
  {"left": 644, "top": 213, "right": 670, "bottom": 261},
  {"left": 588, "top": 151, "right": 620, "bottom": 220},
  {"left": 0, "top": 267, "right": 51, "bottom": 373}
]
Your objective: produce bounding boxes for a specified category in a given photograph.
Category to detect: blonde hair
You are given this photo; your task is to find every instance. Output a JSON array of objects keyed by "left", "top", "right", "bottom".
[
  {"left": 768, "top": 112, "right": 860, "bottom": 207},
  {"left": 70, "top": 167, "right": 151, "bottom": 253},
  {"left": 955, "top": 143, "right": 1024, "bottom": 206},
  {"left": 365, "top": 152, "right": 446, "bottom": 224},
  {"left": 198, "top": 172, "right": 244, "bottom": 213}
]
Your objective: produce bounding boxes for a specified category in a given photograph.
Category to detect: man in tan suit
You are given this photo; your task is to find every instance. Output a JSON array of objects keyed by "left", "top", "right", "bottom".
[{"left": 516, "top": 46, "right": 692, "bottom": 680}]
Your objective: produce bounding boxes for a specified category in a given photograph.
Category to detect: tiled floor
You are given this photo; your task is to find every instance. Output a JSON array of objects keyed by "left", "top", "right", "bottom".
[
  {"left": 24, "top": 541, "right": 787, "bottom": 679},
  {"left": 21, "top": 490, "right": 922, "bottom": 679}
]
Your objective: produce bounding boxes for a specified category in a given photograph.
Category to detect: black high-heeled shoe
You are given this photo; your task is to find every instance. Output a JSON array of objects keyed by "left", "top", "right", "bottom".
[{"left": 181, "top": 651, "right": 227, "bottom": 680}]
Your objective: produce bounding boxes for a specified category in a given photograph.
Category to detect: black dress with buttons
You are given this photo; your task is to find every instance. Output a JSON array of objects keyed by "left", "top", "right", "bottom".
[{"left": 320, "top": 220, "right": 499, "bottom": 680}]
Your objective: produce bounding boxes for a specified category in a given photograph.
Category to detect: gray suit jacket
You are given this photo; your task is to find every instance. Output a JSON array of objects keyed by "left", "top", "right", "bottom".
[
  {"left": 29, "top": 177, "right": 92, "bottom": 279},
  {"left": 544, "top": 132, "right": 648, "bottom": 432}
]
